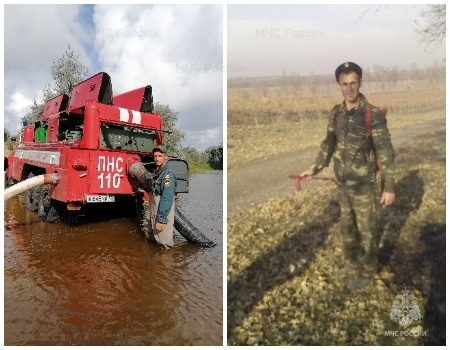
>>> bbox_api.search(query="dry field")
[228,80,445,125]
[227,82,446,345]
[227,129,445,345]
[227,88,445,169]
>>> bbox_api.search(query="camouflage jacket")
[310,93,396,192]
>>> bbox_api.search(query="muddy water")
[4,171,223,346]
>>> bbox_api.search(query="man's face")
[337,72,361,105]
[154,151,168,167]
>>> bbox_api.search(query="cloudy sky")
[2,4,446,147]
[228,4,446,78]
[4,4,223,151]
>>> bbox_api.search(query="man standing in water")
[149,145,177,248]
[300,62,396,290]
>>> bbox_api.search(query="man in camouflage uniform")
[300,62,396,290]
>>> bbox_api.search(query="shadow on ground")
[378,170,445,345]
[379,170,424,266]
[227,199,340,341]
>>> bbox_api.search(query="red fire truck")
[5,72,189,224]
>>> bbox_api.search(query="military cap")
[152,145,168,154]
[335,62,362,81]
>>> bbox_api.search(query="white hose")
[4,173,59,201]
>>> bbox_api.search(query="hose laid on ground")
[4,173,59,201]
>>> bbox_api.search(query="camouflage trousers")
[338,182,383,276]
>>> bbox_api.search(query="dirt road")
[228,117,445,216]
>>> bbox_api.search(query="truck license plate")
[85,195,115,203]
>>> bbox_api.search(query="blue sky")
[4,4,223,151]
[228,4,445,77]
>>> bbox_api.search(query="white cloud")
[4,4,91,133]
[5,92,34,133]
[4,5,90,88]
[93,4,223,150]
[4,4,223,150]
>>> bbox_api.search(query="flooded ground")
[4,171,223,346]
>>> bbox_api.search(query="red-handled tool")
[289,174,337,191]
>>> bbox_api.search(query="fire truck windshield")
[100,122,156,152]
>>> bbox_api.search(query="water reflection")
[4,171,222,346]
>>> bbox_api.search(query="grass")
[189,161,216,174]
[228,83,445,125]
[227,130,445,346]
[227,108,444,170]
[227,84,445,170]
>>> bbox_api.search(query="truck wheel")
[25,172,39,212]
[38,184,61,223]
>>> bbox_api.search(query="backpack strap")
[365,103,373,136]
[365,103,386,171]
[332,104,340,124]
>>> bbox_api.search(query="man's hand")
[155,222,166,231]
[299,169,314,181]
[380,192,395,208]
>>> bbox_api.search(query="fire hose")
[289,174,337,191]
[127,158,216,248]
[4,173,59,201]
